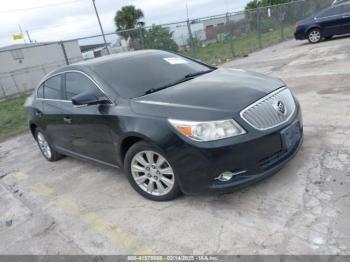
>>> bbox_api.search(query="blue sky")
[0,0,249,47]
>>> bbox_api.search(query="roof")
[0,40,78,52]
[80,43,110,53]
[332,0,350,5]
[0,42,54,52]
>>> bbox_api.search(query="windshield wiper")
[144,69,215,95]
[184,69,215,78]
[144,76,195,95]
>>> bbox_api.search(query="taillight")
[295,22,300,29]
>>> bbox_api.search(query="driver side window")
[65,72,101,100]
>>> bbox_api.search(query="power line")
[0,0,85,14]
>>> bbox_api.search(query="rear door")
[342,3,350,33]
[61,72,118,165]
[317,4,350,36]
[39,74,69,149]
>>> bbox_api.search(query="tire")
[124,141,181,201]
[308,28,322,44]
[35,129,64,162]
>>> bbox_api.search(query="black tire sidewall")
[124,141,181,201]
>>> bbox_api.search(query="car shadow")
[296,33,350,47]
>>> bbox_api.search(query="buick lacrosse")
[24,50,303,201]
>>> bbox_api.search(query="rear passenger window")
[44,75,62,100]
[37,84,44,98]
[320,6,345,17]
[65,72,99,100]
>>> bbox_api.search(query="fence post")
[138,26,145,49]
[42,65,47,74]
[10,73,20,93]
[60,41,69,65]
[256,6,262,49]
[0,79,6,98]
[187,19,196,58]
[279,5,285,42]
[226,12,235,59]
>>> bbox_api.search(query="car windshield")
[90,51,214,98]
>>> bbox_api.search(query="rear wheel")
[124,141,181,201]
[35,129,63,162]
[308,28,322,44]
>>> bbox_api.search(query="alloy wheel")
[37,132,52,159]
[131,150,175,196]
[309,30,321,43]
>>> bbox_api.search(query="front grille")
[240,87,296,130]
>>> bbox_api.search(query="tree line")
[114,0,333,52]
[114,5,178,52]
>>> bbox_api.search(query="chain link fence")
[0,0,334,100]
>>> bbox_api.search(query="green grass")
[182,25,295,65]
[0,94,29,141]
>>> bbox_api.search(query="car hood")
[131,68,285,120]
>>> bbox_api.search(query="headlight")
[168,119,246,141]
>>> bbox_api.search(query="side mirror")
[71,90,110,106]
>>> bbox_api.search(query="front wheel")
[124,141,181,201]
[308,28,322,44]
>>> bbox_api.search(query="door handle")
[63,116,72,124]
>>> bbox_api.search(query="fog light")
[215,170,247,182]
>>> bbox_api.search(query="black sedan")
[295,1,350,43]
[24,50,303,201]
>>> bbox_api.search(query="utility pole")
[92,0,110,55]
[18,24,26,45]
[26,30,33,43]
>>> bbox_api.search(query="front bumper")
[167,107,303,195]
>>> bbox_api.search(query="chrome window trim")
[35,70,114,104]
[239,87,296,131]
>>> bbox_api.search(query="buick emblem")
[273,100,286,115]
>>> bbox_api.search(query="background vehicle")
[333,0,350,5]
[295,2,350,43]
[24,50,303,201]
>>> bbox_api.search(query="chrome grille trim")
[240,87,296,131]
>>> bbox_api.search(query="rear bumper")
[294,31,306,40]
[168,107,303,195]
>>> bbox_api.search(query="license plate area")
[280,121,301,151]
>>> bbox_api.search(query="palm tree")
[114,5,144,49]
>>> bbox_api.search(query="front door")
[62,72,118,165]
